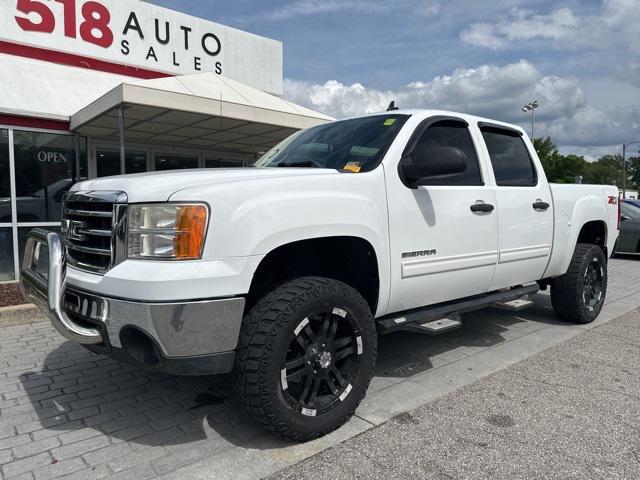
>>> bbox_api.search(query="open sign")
[35,150,68,164]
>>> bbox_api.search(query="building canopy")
[71,72,332,155]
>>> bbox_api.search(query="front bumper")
[20,229,246,375]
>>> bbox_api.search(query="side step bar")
[377,284,539,335]
[402,313,462,336]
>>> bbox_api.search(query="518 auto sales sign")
[0,0,283,94]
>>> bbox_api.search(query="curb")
[0,304,46,327]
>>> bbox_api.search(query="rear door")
[386,117,498,313]
[478,125,553,289]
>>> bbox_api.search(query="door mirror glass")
[402,145,468,186]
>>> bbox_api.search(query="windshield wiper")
[276,160,320,168]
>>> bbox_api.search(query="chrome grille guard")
[20,229,104,345]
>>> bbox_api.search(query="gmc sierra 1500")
[21,110,619,440]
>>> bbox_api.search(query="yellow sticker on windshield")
[384,118,396,126]
[344,162,362,173]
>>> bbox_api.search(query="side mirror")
[401,145,467,187]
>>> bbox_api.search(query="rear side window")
[481,126,537,187]
[412,120,483,186]
[622,203,640,220]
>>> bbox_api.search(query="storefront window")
[97,150,147,177]
[13,131,85,223]
[0,229,14,281]
[155,153,198,171]
[205,157,244,168]
[0,130,10,223]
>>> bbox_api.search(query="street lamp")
[521,100,539,139]
[622,141,640,199]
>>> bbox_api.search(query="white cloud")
[460,7,579,50]
[284,60,640,152]
[460,0,640,55]
[250,0,440,21]
[285,60,584,121]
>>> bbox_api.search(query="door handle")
[532,201,550,211]
[470,203,495,213]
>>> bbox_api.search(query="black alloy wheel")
[582,257,604,312]
[551,243,607,324]
[233,277,377,441]
[281,307,363,417]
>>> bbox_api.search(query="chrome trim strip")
[112,204,128,268]
[20,229,103,345]
[64,190,128,204]
[67,244,111,256]
[64,209,113,218]
[77,228,111,237]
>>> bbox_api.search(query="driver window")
[413,120,483,186]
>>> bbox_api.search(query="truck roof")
[352,109,528,137]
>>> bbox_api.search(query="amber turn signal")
[174,205,208,259]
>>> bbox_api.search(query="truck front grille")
[61,191,128,275]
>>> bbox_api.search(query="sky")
[150,0,640,160]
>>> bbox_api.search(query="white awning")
[71,72,332,154]
[0,53,128,122]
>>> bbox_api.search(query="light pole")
[622,141,640,199]
[521,100,539,139]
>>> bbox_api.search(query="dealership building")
[0,0,330,282]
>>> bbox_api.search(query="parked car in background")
[615,200,640,254]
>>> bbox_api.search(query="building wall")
[0,0,283,95]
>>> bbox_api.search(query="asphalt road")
[269,308,640,480]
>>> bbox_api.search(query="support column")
[118,106,126,175]
[622,144,626,199]
[74,134,81,182]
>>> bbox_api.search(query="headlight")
[128,204,208,260]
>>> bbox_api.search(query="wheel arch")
[576,220,608,255]
[247,236,381,315]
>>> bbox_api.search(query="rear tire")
[233,277,377,441]
[550,243,607,324]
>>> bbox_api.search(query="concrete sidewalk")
[0,257,638,479]
[271,308,640,480]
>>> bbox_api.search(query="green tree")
[627,155,640,190]
[583,155,622,187]
[533,137,562,182]
[533,137,587,183]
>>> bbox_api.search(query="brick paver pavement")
[0,257,638,479]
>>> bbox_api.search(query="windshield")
[255,114,410,172]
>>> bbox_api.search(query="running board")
[401,313,462,336]
[493,297,534,312]
[378,284,539,335]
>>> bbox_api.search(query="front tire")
[233,277,377,441]
[550,243,607,324]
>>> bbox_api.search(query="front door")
[478,125,554,290]
[386,117,499,314]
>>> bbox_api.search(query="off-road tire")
[233,277,377,441]
[550,243,607,324]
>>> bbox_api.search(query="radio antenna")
[386,101,399,111]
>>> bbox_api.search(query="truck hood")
[71,168,338,202]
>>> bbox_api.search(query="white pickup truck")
[21,110,620,441]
